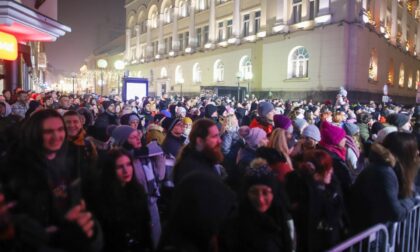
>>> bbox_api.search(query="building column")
[402,0,407,45]
[146,19,153,57]
[232,0,241,38]
[4,59,19,91]
[188,0,197,48]
[208,0,216,43]
[273,0,288,32]
[172,7,180,51]
[125,28,131,61]
[390,0,398,45]
[135,25,140,59]
[158,13,165,54]
[302,0,309,20]
[379,0,386,24]
[374,0,381,27]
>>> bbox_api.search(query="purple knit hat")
[273,114,292,130]
[320,121,346,146]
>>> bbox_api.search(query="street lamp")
[236,72,241,102]
[97,59,108,96]
[71,72,77,94]
[114,60,125,96]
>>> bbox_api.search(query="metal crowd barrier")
[327,204,420,252]
[389,204,420,252]
[327,224,389,252]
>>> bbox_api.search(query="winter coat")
[250,117,273,135]
[349,143,415,233]
[221,130,241,156]
[1,142,103,252]
[285,170,348,252]
[146,124,166,145]
[93,112,119,141]
[173,145,222,185]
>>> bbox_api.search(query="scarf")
[319,142,347,161]
[345,135,360,159]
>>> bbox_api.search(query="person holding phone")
[1,109,103,251]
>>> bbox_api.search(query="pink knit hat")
[320,121,346,146]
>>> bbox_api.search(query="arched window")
[175,65,184,84]
[150,12,158,28]
[214,60,224,82]
[417,70,420,89]
[288,46,309,78]
[399,63,405,87]
[408,74,413,89]
[196,0,207,10]
[368,48,378,81]
[388,59,394,85]
[239,55,253,80]
[163,7,171,23]
[179,1,189,17]
[161,67,168,78]
[193,63,202,83]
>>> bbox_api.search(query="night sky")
[45,0,125,73]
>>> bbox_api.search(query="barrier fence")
[327,204,420,252]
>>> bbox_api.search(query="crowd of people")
[0,87,420,252]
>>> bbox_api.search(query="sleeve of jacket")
[221,132,233,155]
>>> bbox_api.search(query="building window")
[150,12,158,28]
[292,0,303,24]
[239,55,252,80]
[416,70,419,89]
[193,63,202,83]
[204,25,209,44]
[179,1,189,18]
[218,21,224,42]
[197,28,202,48]
[175,65,184,84]
[214,60,224,82]
[179,33,184,50]
[388,59,394,85]
[399,64,405,87]
[141,21,147,33]
[216,0,228,5]
[254,11,261,34]
[226,19,233,38]
[161,67,168,78]
[288,46,309,78]
[309,0,319,20]
[185,32,189,48]
[369,48,378,81]
[408,74,413,89]
[163,7,172,23]
[168,37,172,51]
[196,0,207,11]
[243,14,250,37]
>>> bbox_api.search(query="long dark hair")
[383,132,420,198]
[18,109,67,161]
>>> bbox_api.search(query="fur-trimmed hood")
[369,143,396,167]
[147,123,164,132]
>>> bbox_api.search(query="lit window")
[214,60,224,82]
[163,7,171,23]
[388,59,394,85]
[196,0,207,11]
[243,14,250,37]
[175,65,184,84]
[288,46,309,78]
[369,49,378,81]
[161,67,168,78]
[239,56,252,80]
[408,75,413,89]
[179,1,189,17]
[417,70,420,89]
[150,12,158,28]
[254,11,261,34]
[193,63,202,83]
[292,0,303,24]
[399,64,405,87]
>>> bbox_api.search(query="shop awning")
[0,0,71,42]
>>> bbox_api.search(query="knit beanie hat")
[160,109,172,118]
[162,117,181,132]
[112,125,136,146]
[204,104,218,118]
[343,122,360,136]
[243,158,277,191]
[320,121,346,146]
[294,118,308,132]
[387,113,409,129]
[274,114,292,130]
[257,102,274,118]
[375,126,398,144]
[242,127,267,148]
[129,114,140,123]
[183,117,193,125]
[302,125,321,142]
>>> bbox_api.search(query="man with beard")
[173,119,224,185]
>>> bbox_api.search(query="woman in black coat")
[95,148,152,252]
[221,158,293,252]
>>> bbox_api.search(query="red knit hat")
[320,121,346,146]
